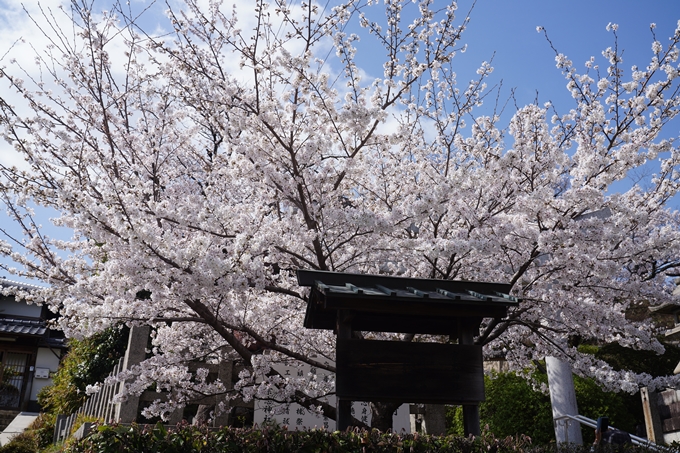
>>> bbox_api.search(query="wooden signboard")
[296,269,519,435]
[336,339,484,404]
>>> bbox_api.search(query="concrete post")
[114,325,150,423]
[546,356,583,445]
[167,407,184,425]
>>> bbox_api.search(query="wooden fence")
[53,357,124,443]
[53,326,241,444]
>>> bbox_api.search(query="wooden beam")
[463,405,481,436]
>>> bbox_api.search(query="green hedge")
[64,423,667,453]
[64,423,540,453]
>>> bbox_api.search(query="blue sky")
[410,0,680,115]
[1,0,680,282]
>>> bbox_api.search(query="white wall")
[30,347,61,401]
[0,298,42,318]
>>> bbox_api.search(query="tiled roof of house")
[0,278,65,347]
[0,318,48,336]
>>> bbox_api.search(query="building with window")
[0,278,65,413]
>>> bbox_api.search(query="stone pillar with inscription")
[114,325,150,424]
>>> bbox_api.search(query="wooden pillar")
[641,387,664,444]
[20,353,37,411]
[336,310,352,431]
[337,399,352,431]
[459,322,480,436]
[462,405,480,436]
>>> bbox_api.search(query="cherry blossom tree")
[2,0,680,429]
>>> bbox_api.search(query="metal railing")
[554,414,664,451]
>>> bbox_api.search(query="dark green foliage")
[0,413,56,452]
[573,375,639,444]
[29,413,57,450]
[65,423,538,453]
[446,373,554,443]
[594,341,680,378]
[574,341,671,442]
[478,373,555,445]
[0,432,38,453]
[37,325,129,415]
[448,371,643,445]
[69,325,130,393]
[22,325,131,452]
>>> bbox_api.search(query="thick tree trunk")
[423,404,447,435]
[369,401,402,432]
[193,404,213,425]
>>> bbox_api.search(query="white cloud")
[1,1,73,170]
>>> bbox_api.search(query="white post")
[546,356,583,445]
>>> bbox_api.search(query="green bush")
[0,412,63,453]
[479,372,554,445]
[28,413,57,451]
[594,341,680,378]
[448,370,642,445]
[37,325,129,415]
[0,432,38,453]
[446,373,554,443]
[573,375,639,444]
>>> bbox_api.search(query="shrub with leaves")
[65,423,538,453]
[594,341,680,379]
[64,422,670,453]
[0,431,38,453]
[38,325,129,415]
[448,370,642,445]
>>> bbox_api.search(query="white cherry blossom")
[1,0,680,427]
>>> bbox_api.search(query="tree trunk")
[193,404,213,425]
[423,404,447,435]
[369,401,402,432]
